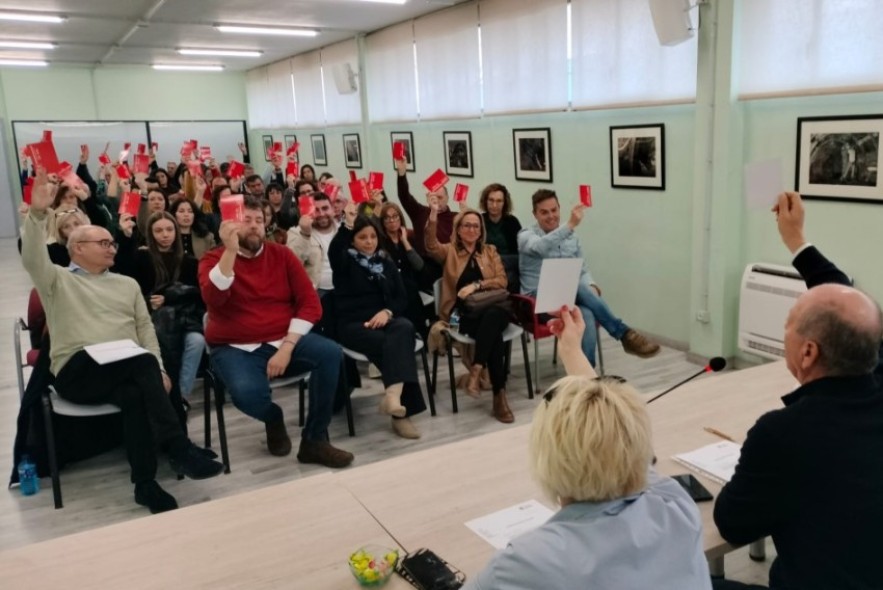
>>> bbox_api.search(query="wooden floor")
[0,236,773,585]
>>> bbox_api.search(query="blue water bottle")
[18,454,39,496]
[449,309,460,334]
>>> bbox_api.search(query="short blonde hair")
[529,375,653,503]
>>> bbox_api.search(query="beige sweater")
[21,210,164,375]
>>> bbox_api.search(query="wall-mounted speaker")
[331,62,358,95]
[648,0,695,46]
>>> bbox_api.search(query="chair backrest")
[27,288,46,350]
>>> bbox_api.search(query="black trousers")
[54,351,187,484]
[339,317,427,417]
[711,580,768,590]
[462,305,509,393]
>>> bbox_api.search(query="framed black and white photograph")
[390,131,415,172]
[284,134,298,157]
[311,134,327,166]
[513,128,552,182]
[343,133,362,169]
[609,124,665,190]
[796,115,883,204]
[262,135,274,162]
[443,131,473,177]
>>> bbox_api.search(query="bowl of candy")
[348,544,399,587]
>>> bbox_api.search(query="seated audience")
[395,157,456,258]
[426,203,515,423]
[711,191,883,590]
[479,183,522,291]
[518,189,659,365]
[170,198,216,259]
[317,172,334,192]
[21,168,223,514]
[464,307,710,590]
[300,164,317,184]
[244,174,265,199]
[287,192,338,293]
[329,210,427,439]
[378,202,428,339]
[47,209,89,267]
[198,195,353,467]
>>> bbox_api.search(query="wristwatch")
[383,308,394,318]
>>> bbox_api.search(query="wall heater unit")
[738,263,807,360]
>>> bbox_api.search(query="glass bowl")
[348,544,399,587]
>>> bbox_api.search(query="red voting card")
[349,179,370,204]
[26,141,61,174]
[423,169,449,193]
[118,192,141,218]
[227,160,245,179]
[41,130,52,142]
[116,163,131,180]
[579,184,592,207]
[453,183,469,203]
[80,144,88,153]
[348,170,357,183]
[133,154,151,175]
[368,172,384,191]
[323,183,340,200]
[186,159,204,178]
[181,142,195,160]
[98,152,112,166]
[298,195,316,218]
[199,146,212,162]
[188,140,198,150]
[58,161,83,188]
[286,160,299,178]
[137,143,146,155]
[219,194,245,222]
[286,141,300,156]
[273,141,283,154]
[393,142,406,161]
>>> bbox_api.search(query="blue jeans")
[574,283,629,366]
[209,333,342,441]
[178,331,205,399]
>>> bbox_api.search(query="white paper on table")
[534,258,583,314]
[84,339,150,365]
[465,499,555,549]
[744,158,783,211]
[672,440,742,485]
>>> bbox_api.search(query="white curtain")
[479,0,568,114]
[414,3,481,119]
[267,59,296,127]
[245,67,272,129]
[291,51,326,127]
[740,0,883,95]
[366,21,419,122]
[321,38,362,125]
[571,0,697,107]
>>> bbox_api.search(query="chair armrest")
[510,293,538,331]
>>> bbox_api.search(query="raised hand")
[394,158,406,176]
[771,191,806,254]
[219,220,241,252]
[119,213,135,238]
[567,203,585,230]
[30,168,58,213]
[79,144,89,164]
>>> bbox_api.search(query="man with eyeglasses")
[20,168,224,515]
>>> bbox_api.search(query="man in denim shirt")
[518,189,659,364]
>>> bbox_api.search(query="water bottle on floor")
[449,309,460,334]
[18,454,39,496]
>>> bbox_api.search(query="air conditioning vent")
[738,263,807,361]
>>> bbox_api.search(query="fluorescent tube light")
[152,64,225,72]
[215,25,319,37]
[0,41,56,49]
[0,59,49,67]
[178,49,262,57]
[359,0,408,4]
[0,12,66,24]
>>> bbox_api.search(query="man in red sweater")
[199,196,353,468]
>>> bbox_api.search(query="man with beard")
[286,192,338,295]
[198,195,353,468]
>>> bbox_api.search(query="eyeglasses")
[78,239,118,250]
[383,214,401,222]
[298,188,313,195]
[55,208,80,217]
[542,375,627,404]
[460,223,481,230]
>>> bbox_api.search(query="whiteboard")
[12,121,149,176]
[147,121,248,169]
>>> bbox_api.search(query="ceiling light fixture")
[0,59,49,67]
[153,64,225,72]
[0,12,66,24]
[215,25,319,37]
[358,0,408,4]
[0,41,56,49]
[178,49,262,57]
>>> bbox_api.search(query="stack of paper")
[672,441,742,484]
[84,339,150,365]
[465,500,555,549]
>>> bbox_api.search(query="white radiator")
[738,263,807,360]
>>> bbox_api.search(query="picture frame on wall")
[443,131,473,177]
[284,134,298,157]
[513,128,552,182]
[795,114,883,204]
[390,131,415,172]
[343,134,362,169]
[311,134,327,166]
[262,135,274,162]
[609,124,665,190]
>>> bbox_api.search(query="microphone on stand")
[646,357,727,405]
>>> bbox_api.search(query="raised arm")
[549,306,597,379]
[395,158,426,223]
[20,168,61,294]
[424,201,450,263]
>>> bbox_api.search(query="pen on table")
[703,427,737,443]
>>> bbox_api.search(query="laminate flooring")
[0,237,773,585]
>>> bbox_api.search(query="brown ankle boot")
[466,364,482,398]
[379,383,406,417]
[621,329,661,358]
[265,418,292,456]
[492,390,515,423]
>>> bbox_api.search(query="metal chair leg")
[420,346,436,416]
[203,375,212,448]
[41,392,62,509]
[213,379,231,474]
[298,381,305,427]
[445,336,459,414]
[521,332,534,399]
[534,337,541,394]
[595,323,605,376]
[431,351,439,400]
[749,538,766,561]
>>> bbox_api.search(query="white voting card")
[534,258,583,314]
[465,499,555,549]
[85,339,150,365]
[744,158,783,211]
[672,440,742,485]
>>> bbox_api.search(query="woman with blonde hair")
[425,201,513,423]
[464,307,710,590]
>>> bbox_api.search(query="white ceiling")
[0,0,466,70]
